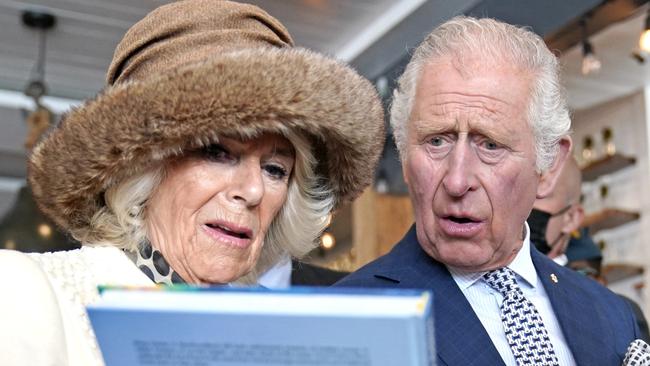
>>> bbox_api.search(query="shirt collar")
[257,254,292,288]
[448,222,538,290]
[508,221,538,288]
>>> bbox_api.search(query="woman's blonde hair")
[73,130,333,284]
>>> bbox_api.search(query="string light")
[580,19,601,75]
[581,40,601,75]
[640,10,650,53]
[4,239,16,250]
[320,232,336,250]
[37,223,52,238]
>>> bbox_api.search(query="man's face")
[403,57,547,272]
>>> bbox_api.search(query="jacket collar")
[374,226,505,366]
[531,247,614,365]
[374,225,616,365]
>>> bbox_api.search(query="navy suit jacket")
[335,225,641,366]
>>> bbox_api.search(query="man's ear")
[402,158,410,186]
[563,204,584,234]
[537,137,572,199]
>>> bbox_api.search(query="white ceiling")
[0,0,421,101]
[0,0,434,179]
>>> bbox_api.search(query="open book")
[87,286,434,366]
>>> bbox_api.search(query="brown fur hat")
[28,0,385,233]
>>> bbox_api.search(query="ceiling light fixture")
[580,19,601,75]
[21,9,57,149]
[22,10,56,102]
[639,9,650,53]
[582,40,601,75]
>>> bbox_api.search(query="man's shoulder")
[335,228,435,288]
[543,256,634,316]
[335,250,401,287]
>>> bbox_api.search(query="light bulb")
[581,53,601,75]
[38,223,52,238]
[640,29,650,53]
[321,232,335,250]
[4,239,16,250]
[581,40,601,75]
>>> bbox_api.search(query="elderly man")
[528,157,584,265]
[336,16,641,365]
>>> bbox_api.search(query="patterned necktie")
[483,267,560,366]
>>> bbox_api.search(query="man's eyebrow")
[411,119,518,145]
[475,116,527,142]
[411,120,453,136]
[467,124,514,143]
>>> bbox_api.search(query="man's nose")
[227,160,264,207]
[442,141,478,197]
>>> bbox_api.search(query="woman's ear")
[537,137,572,199]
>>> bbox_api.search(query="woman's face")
[146,133,295,284]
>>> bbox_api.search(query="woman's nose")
[227,161,264,207]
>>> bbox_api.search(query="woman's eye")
[264,164,289,180]
[202,144,233,162]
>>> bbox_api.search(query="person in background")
[566,230,650,344]
[258,254,349,288]
[529,155,650,344]
[0,1,385,365]
[565,228,604,278]
[528,156,584,266]
[336,16,642,365]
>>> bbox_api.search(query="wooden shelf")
[602,263,644,284]
[581,153,636,182]
[581,208,640,234]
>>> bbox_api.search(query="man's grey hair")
[73,130,332,285]
[390,16,571,172]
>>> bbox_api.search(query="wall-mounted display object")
[581,153,637,182]
[582,135,595,164]
[602,127,616,156]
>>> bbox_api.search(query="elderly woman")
[0,1,384,365]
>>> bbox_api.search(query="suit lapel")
[531,248,613,365]
[375,227,505,366]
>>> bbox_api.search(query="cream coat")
[0,247,153,366]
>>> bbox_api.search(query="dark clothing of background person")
[291,260,349,286]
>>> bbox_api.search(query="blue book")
[87,286,435,366]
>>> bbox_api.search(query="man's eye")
[429,136,445,146]
[482,140,500,150]
[264,164,288,180]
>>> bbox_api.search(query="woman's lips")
[202,221,253,248]
[438,216,484,238]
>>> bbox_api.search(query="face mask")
[528,206,571,255]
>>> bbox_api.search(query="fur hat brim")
[29,47,385,232]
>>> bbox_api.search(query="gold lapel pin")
[550,273,558,283]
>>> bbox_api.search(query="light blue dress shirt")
[448,222,577,366]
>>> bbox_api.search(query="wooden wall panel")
[352,188,414,268]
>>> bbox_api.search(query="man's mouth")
[444,215,480,224]
[439,214,484,237]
